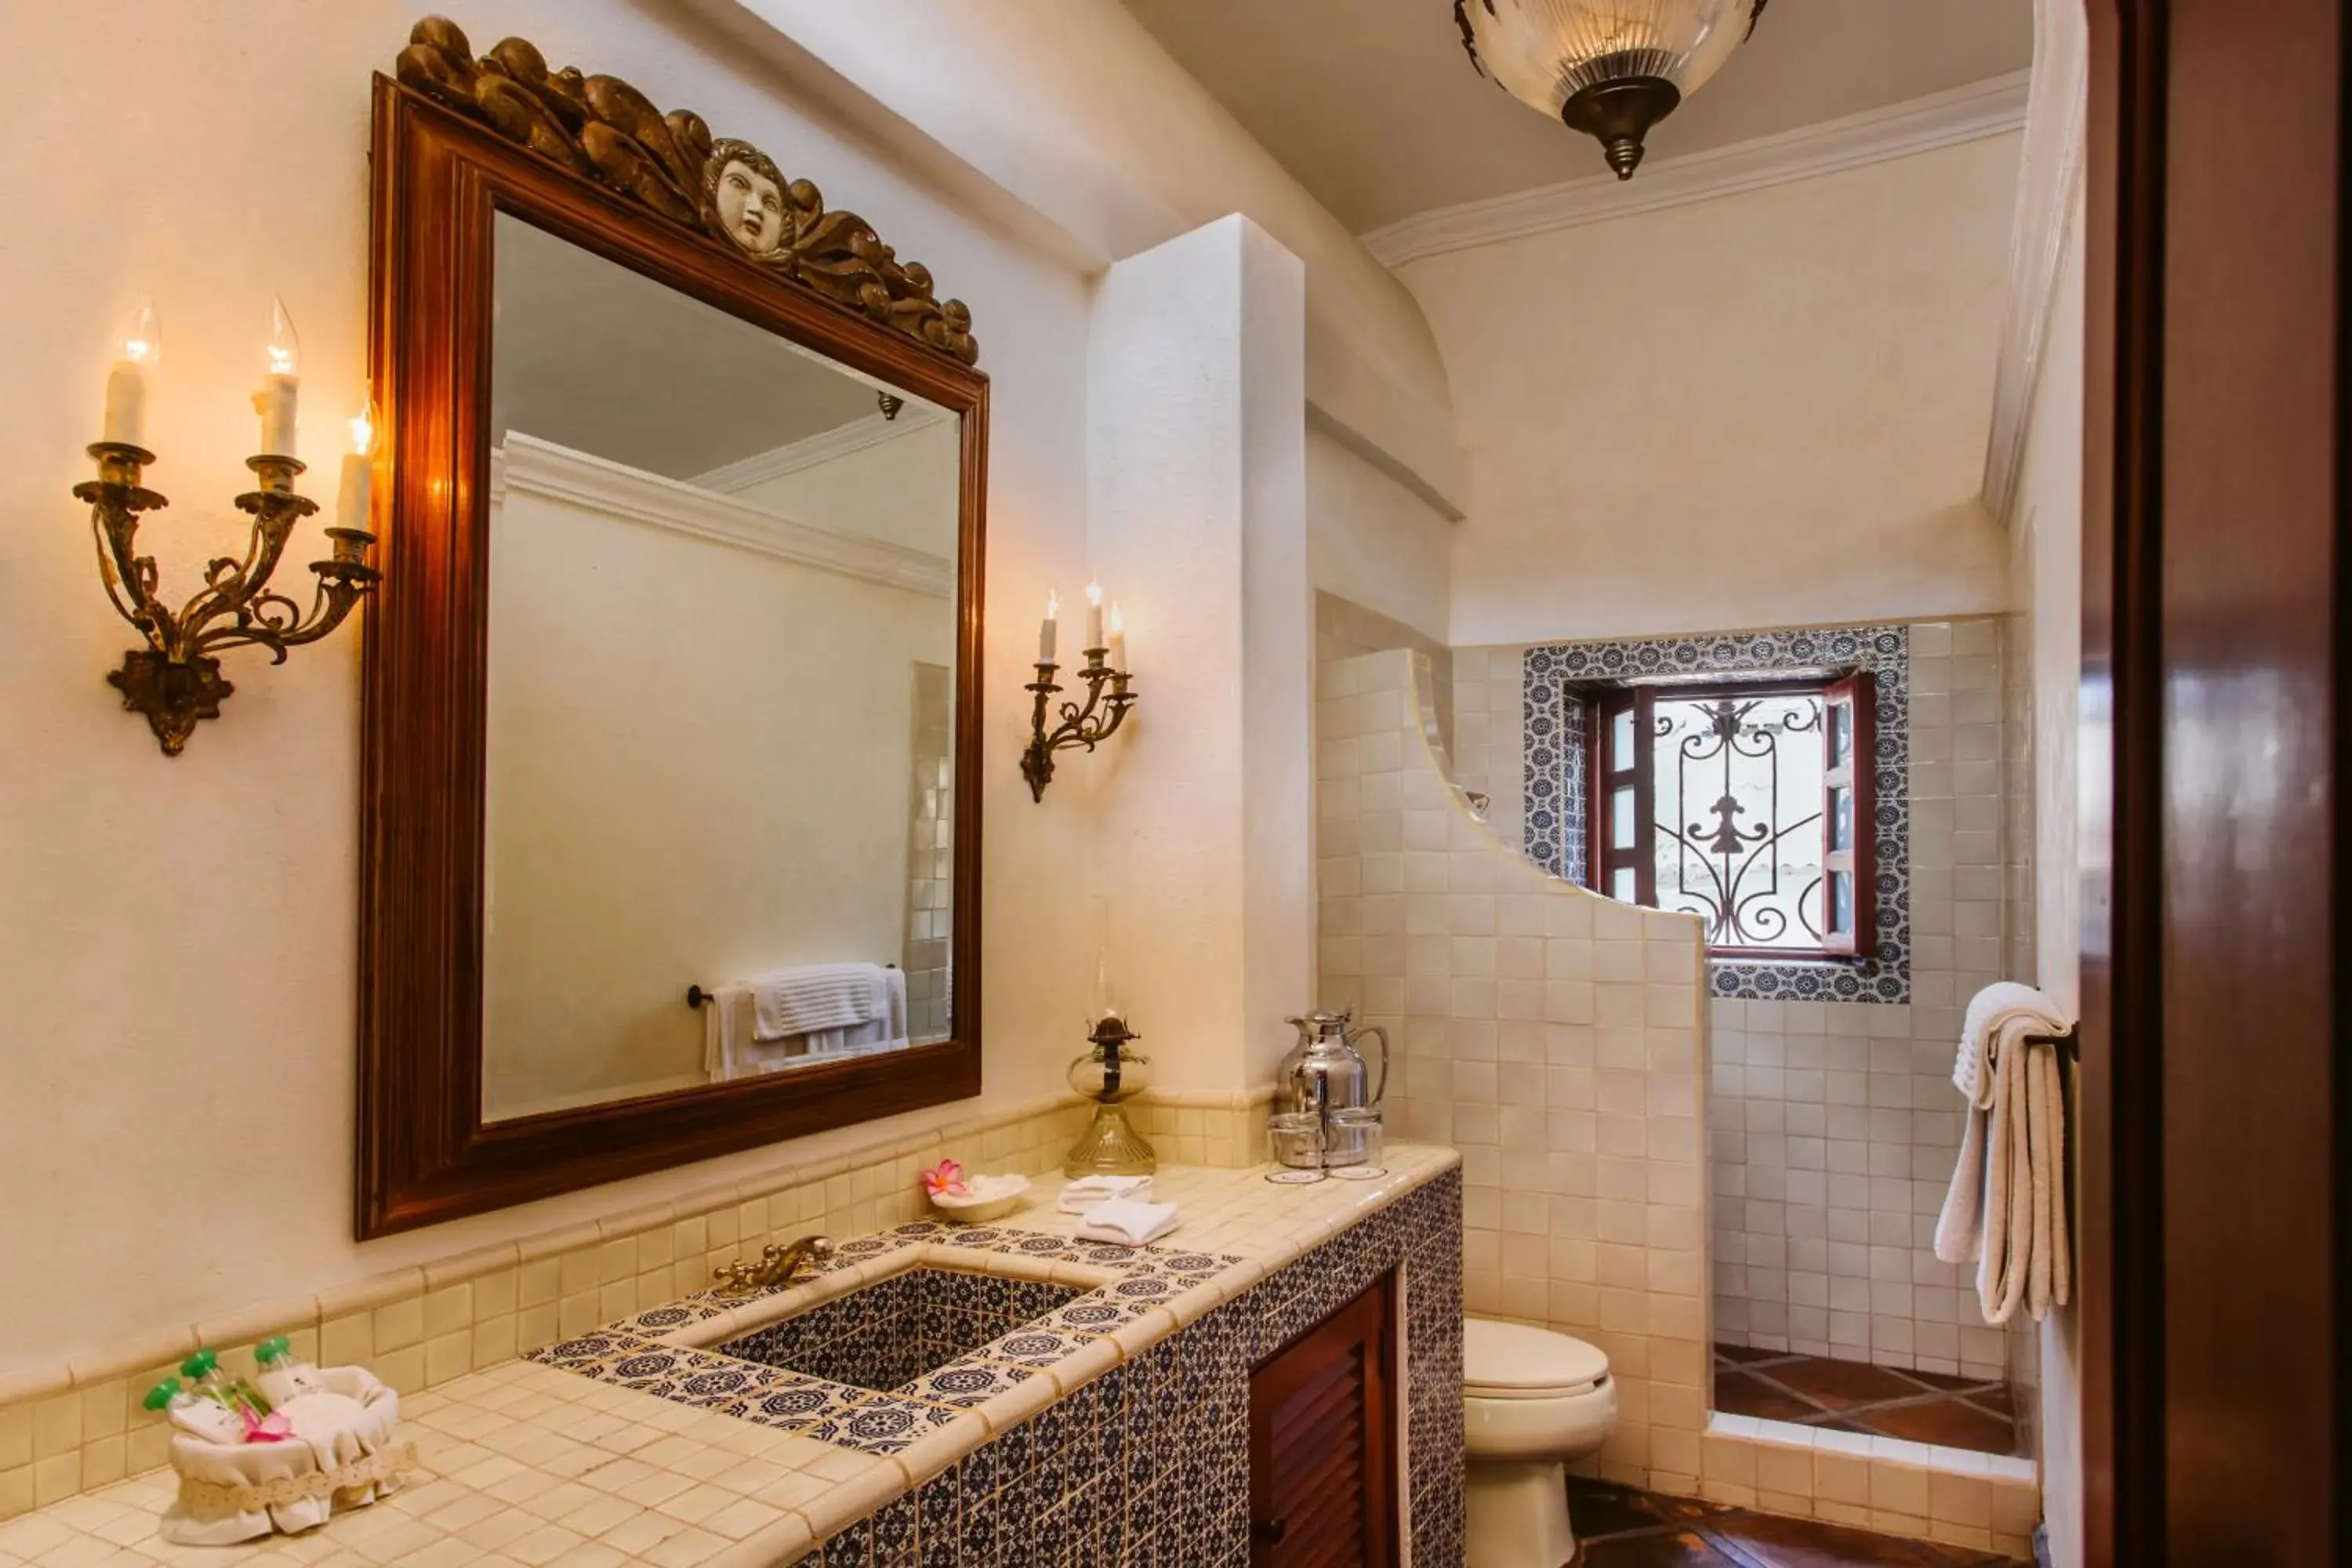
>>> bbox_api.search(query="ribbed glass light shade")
[1457,0,1763,177]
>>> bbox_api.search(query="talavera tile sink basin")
[715,1265,1083,1389]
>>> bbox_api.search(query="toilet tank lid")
[1462,1318,1610,1396]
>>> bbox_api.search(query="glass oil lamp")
[1062,1012,1157,1178]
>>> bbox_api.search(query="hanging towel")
[707,967,910,1081]
[752,962,892,1041]
[1935,982,2074,1324]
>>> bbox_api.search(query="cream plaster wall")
[1405,135,2024,648]
[686,0,1470,517]
[2009,194,2087,1568]
[1087,216,1315,1097]
[1305,427,1453,649]
[0,0,1104,1365]
[481,471,952,1118]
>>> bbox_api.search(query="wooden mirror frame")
[358,54,987,1239]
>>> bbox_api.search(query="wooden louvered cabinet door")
[1247,1272,1398,1568]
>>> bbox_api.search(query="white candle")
[336,404,376,531]
[1108,601,1127,674]
[101,299,158,448]
[1040,587,1059,664]
[256,297,300,456]
[1084,581,1104,652]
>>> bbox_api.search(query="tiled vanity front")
[0,1152,1462,1566]
[537,1163,1465,1566]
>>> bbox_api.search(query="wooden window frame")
[1582,671,1876,962]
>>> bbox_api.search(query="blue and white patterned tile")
[896,1359,1041,1409]
[1520,623,1913,1004]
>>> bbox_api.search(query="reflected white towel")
[1935,982,2073,1324]
[706,969,910,1082]
[1058,1174,1155,1213]
[1074,1198,1179,1247]
[752,962,891,1042]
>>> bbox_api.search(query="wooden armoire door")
[1247,1273,1398,1568]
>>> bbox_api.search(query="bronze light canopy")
[1455,0,1770,180]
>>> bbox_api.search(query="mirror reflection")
[482,213,960,1123]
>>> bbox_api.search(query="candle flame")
[266,296,300,377]
[349,403,376,456]
[1085,581,1102,607]
[1045,586,1059,619]
[119,298,160,365]
[1109,601,1124,636]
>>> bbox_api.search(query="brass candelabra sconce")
[1022,583,1138,800]
[76,299,383,754]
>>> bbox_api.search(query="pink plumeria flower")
[922,1159,971,1198]
[240,1407,293,1444]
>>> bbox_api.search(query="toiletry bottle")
[143,1378,245,1444]
[253,1334,325,1404]
[181,1348,271,1419]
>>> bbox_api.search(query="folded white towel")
[1074,1198,1179,1247]
[1935,982,2073,1324]
[1058,1174,1155,1213]
[706,969,910,1082]
[752,963,891,1042]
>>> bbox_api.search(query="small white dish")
[928,1172,1030,1223]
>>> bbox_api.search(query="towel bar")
[686,967,899,1011]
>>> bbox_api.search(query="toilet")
[1461,1316,1617,1568]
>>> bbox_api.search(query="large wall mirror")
[360,21,986,1236]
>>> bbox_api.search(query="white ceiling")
[1119,0,2037,236]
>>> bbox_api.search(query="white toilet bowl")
[1462,1317,1616,1568]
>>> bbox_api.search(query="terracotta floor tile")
[1965,1385,2017,1418]
[1702,1511,2005,1567]
[1713,1370,1824,1423]
[1579,1529,1748,1566]
[1892,1366,1984,1394]
[1569,1479,1737,1537]
[1857,1398,2018,1454]
[1758,1356,1926,1410]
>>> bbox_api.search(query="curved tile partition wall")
[1316,648,1711,1494]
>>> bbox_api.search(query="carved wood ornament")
[394,15,979,365]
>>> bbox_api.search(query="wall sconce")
[1022,582,1138,800]
[75,298,382,754]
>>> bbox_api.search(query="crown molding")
[1362,71,2032,268]
[492,432,953,598]
[1981,1,2089,526]
[686,405,952,495]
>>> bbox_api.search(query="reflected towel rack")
[687,967,898,1011]
[2023,1022,2079,1062]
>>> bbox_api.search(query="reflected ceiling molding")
[687,404,953,496]
[1360,70,2031,268]
[492,432,953,597]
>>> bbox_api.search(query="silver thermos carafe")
[1276,1011,1389,1167]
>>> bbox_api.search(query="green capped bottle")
[143,1377,243,1443]
[254,1334,325,1403]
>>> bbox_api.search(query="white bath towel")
[706,968,910,1082]
[1074,1198,1180,1247]
[1058,1174,1155,1212]
[752,962,893,1042]
[1935,982,2073,1324]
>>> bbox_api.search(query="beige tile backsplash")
[0,1088,1272,1521]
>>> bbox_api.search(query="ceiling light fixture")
[1454,0,1769,180]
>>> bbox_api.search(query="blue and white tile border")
[1520,625,1911,1004]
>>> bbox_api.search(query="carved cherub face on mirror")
[704,139,788,257]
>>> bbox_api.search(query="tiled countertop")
[0,1147,1459,1567]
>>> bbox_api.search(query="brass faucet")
[712,1235,835,1298]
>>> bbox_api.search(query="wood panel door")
[1248,1274,1399,1568]
[2083,0,2349,1560]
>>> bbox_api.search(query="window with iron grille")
[1584,673,1876,959]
